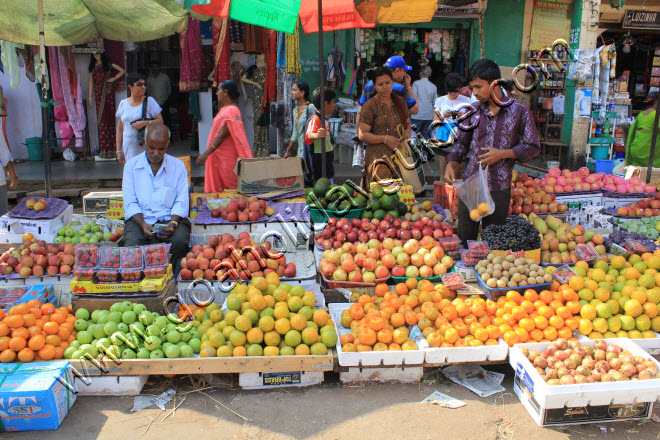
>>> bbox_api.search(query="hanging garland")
[609,0,625,10]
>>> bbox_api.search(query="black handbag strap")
[141,97,148,120]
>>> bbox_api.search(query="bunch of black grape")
[481,217,541,252]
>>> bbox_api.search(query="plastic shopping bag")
[453,163,494,221]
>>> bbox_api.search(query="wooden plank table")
[68,351,336,376]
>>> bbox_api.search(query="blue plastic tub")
[591,145,609,160]
[595,159,614,174]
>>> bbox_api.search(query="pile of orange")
[341,278,578,350]
[0,301,77,363]
[492,286,579,346]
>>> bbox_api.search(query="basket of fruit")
[97,270,118,283]
[307,179,367,223]
[473,253,552,299]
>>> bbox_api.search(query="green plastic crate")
[308,207,364,223]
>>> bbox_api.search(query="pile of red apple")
[319,236,455,283]
[179,232,296,281]
[509,171,567,215]
[616,193,660,216]
[0,240,77,277]
[541,167,657,194]
[314,216,455,250]
[210,196,275,222]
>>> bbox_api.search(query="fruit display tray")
[603,208,643,219]
[194,200,280,225]
[7,198,68,220]
[602,190,655,199]
[473,268,552,300]
[328,303,425,367]
[509,339,660,409]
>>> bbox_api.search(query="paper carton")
[234,158,304,193]
[82,191,123,215]
[0,361,77,432]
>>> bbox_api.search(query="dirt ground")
[10,365,660,440]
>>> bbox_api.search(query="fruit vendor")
[443,59,540,245]
[121,124,190,269]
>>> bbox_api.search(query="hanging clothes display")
[47,47,73,147]
[263,29,277,108]
[244,24,265,54]
[179,17,202,93]
[229,20,244,52]
[276,32,286,68]
[250,62,268,157]
[91,61,119,158]
[211,17,231,87]
[0,41,23,89]
[285,22,301,76]
[58,47,85,148]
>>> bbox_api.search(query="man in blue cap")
[359,56,419,115]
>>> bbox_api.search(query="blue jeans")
[411,119,433,140]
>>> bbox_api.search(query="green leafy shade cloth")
[0,0,190,45]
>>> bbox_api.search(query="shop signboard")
[434,1,486,19]
[530,1,572,51]
[623,10,660,30]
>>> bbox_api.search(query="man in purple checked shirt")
[444,59,541,245]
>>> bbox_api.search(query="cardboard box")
[0,361,77,432]
[106,199,124,220]
[234,158,304,193]
[0,205,73,235]
[70,265,172,295]
[82,191,123,215]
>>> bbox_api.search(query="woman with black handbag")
[115,73,163,165]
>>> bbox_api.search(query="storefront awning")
[0,0,191,46]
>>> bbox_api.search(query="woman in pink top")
[197,80,252,191]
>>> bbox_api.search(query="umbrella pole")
[647,94,660,184]
[318,0,326,179]
[38,0,52,198]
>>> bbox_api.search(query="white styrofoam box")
[0,205,73,235]
[340,366,423,383]
[509,339,660,409]
[74,375,148,396]
[251,221,312,250]
[602,195,647,211]
[329,303,425,367]
[576,332,660,356]
[239,371,324,389]
[0,231,58,244]
[555,193,602,214]
[423,338,509,365]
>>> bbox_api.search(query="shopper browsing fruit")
[304,88,337,182]
[443,59,540,245]
[121,124,190,269]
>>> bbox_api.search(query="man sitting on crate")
[443,59,540,246]
[121,123,190,270]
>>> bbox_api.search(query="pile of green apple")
[63,301,204,361]
[56,221,115,244]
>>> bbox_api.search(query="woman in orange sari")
[197,80,252,191]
